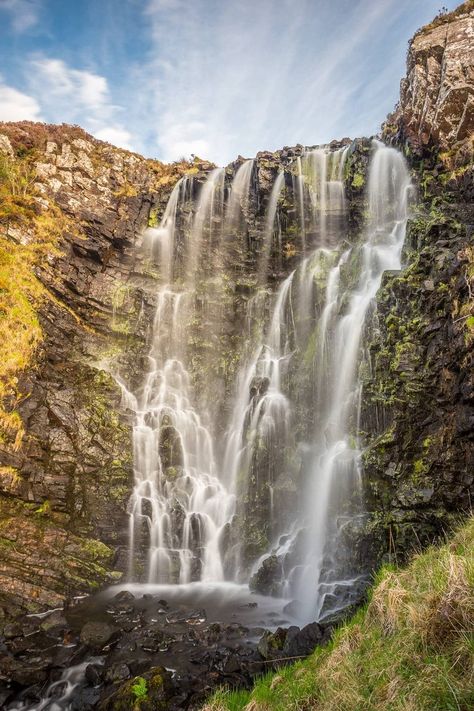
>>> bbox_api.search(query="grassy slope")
[205,518,474,711]
[0,151,73,449]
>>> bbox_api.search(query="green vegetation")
[204,517,474,711]
[0,151,80,449]
[413,0,473,39]
[34,499,51,516]
[131,677,148,701]
[351,172,365,188]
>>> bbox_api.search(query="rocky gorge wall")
[361,0,474,564]
[0,1,472,624]
[0,124,202,613]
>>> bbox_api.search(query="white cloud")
[137,0,446,164]
[26,57,137,151]
[31,58,112,121]
[0,82,42,121]
[0,0,41,32]
[94,126,134,151]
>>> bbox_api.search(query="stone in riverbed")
[249,554,282,595]
[104,662,131,683]
[257,621,331,661]
[39,609,69,633]
[85,663,104,686]
[0,655,48,686]
[80,621,116,648]
[113,590,135,602]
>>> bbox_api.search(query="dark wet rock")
[257,627,288,660]
[113,590,135,602]
[0,654,48,686]
[166,608,206,624]
[85,663,103,686]
[52,642,82,667]
[249,555,282,595]
[282,622,330,657]
[6,630,55,656]
[80,621,116,648]
[137,629,174,654]
[40,610,69,633]
[103,662,130,683]
[0,684,14,707]
[257,622,331,662]
[3,621,29,639]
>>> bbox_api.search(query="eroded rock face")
[0,124,192,614]
[384,2,474,166]
[364,3,474,566]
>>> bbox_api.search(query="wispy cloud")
[138,0,431,164]
[0,0,41,32]
[0,0,461,162]
[26,57,135,150]
[0,78,42,121]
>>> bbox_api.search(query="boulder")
[80,621,116,648]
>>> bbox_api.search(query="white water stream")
[120,140,410,624]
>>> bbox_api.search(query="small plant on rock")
[131,676,148,701]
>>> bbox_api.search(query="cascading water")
[259,171,285,282]
[124,171,235,585]
[243,141,411,623]
[120,139,410,627]
[226,159,254,233]
[295,140,411,622]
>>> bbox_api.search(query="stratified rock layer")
[0,124,196,612]
[384,1,474,167]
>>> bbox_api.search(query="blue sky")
[0,0,460,165]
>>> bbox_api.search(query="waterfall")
[259,171,285,282]
[120,140,410,627]
[224,141,410,623]
[294,156,306,254]
[124,169,234,585]
[293,140,411,622]
[225,159,254,232]
[144,177,188,281]
[188,167,225,278]
[225,146,349,580]
[299,144,349,246]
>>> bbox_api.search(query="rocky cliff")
[0,124,202,612]
[0,2,472,623]
[362,0,474,562]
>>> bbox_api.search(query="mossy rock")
[99,667,174,711]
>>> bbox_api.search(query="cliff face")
[385,1,474,169]
[0,124,197,611]
[364,1,474,561]
[0,3,472,620]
